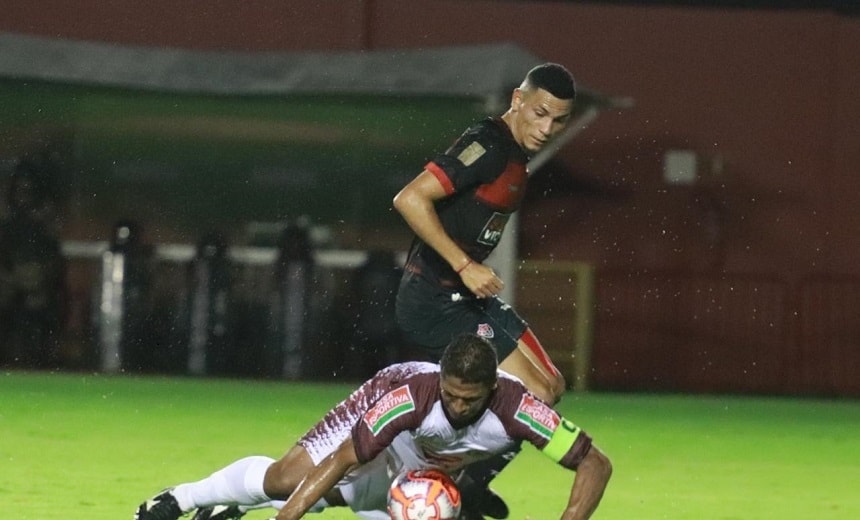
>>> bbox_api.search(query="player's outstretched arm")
[561,445,612,520]
[273,439,359,520]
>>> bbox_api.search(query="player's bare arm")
[560,445,612,520]
[393,170,503,298]
[273,439,360,520]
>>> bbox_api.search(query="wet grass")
[1,370,857,519]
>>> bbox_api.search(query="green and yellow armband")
[541,418,582,463]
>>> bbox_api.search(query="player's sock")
[172,455,275,511]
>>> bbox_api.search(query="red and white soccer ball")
[387,468,462,520]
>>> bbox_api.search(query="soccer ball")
[387,468,462,520]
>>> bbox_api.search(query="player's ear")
[511,89,523,111]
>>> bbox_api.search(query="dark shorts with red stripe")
[395,270,528,363]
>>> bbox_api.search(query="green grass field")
[2,370,857,520]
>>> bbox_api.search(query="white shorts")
[337,453,393,514]
[299,413,396,515]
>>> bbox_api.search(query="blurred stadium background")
[1,1,859,516]
[2,0,858,396]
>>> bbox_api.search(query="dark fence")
[2,237,404,382]
[6,244,859,397]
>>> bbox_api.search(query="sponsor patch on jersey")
[515,394,560,440]
[457,141,486,166]
[477,212,510,246]
[476,323,494,339]
[363,385,416,435]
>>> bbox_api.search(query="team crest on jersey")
[514,395,560,440]
[457,141,486,166]
[363,385,415,435]
[476,323,494,339]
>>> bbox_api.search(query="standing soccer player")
[393,62,578,517]
[134,334,611,520]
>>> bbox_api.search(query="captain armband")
[540,418,582,463]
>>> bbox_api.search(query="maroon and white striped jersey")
[299,361,592,477]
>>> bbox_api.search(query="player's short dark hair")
[523,62,577,101]
[440,333,498,387]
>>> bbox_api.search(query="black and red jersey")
[405,117,529,287]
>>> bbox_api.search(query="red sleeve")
[425,161,456,195]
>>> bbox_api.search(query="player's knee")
[531,377,563,405]
[263,449,307,498]
[549,373,566,404]
[263,461,292,499]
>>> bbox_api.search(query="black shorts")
[395,271,528,362]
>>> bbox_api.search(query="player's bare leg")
[264,445,349,508]
[188,434,353,519]
[263,446,315,498]
[498,328,565,404]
